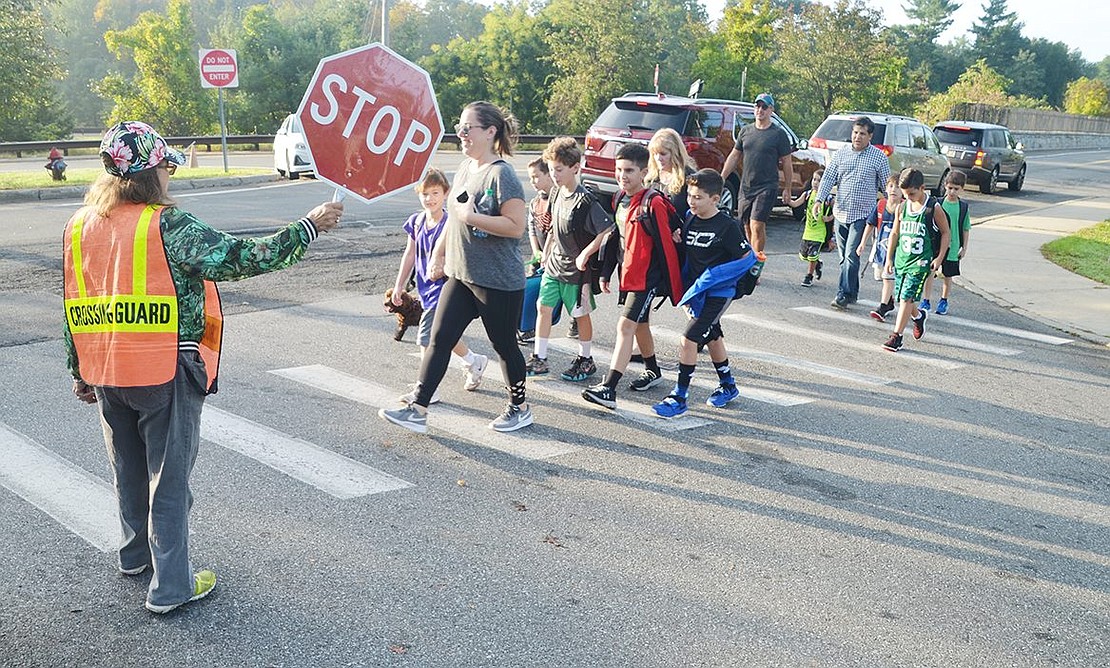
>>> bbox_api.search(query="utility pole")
[381,0,389,46]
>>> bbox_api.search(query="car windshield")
[593,100,689,133]
[933,127,982,146]
[813,118,887,145]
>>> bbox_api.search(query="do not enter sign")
[296,43,445,204]
[199,49,238,88]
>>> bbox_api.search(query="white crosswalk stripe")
[0,423,119,552]
[200,406,413,499]
[526,373,718,428]
[722,313,964,369]
[856,300,1074,345]
[269,364,581,460]
[792,306,1023,356]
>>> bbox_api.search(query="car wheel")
[981,167,999,194]
[933,170,949,197]
[287,152,300,180]
[1007,164,1025,192]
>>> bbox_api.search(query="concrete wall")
[1014,132,1110,152]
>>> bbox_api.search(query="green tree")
[420,37,489,127]
[915,59,1047,125]
[0,0,73,139]
[471,4,556,132]
[887,0,962,92]
[390,0,489,62]
[1064,77,1110,117]
[1025,38,1090,108]
[692,0,782,101]
[95,0,215,134]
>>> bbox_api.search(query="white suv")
[809,112,950,195]
[273,113,314,180]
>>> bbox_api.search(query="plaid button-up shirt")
[815,144,891,224]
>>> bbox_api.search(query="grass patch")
[1042,220,1110,285]
[0,166,272,190]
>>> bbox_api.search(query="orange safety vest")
[63,203,222,392]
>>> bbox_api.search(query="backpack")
[920,195,963,260]
[549,187,609,300]
[605,186,685,306]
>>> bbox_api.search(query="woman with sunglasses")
[62,121,342,613]
[380,101,532,434]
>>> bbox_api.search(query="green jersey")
[941,198,970,261]
[802,190,830,243]
[894,199,934,274]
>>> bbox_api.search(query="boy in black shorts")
[582,143,683,409]
[653,169,755,418]
[921,171,971,315]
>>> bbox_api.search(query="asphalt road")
[0,150,1107,667]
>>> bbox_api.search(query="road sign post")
[295,43,444,204]
[199,48,239,172]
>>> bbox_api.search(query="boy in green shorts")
[788,167,833,286]
[526,137,613,381]
[882,168,950,352]
[920,171,971,315]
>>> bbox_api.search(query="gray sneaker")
[379,405,427,433]
[489,403,533,432]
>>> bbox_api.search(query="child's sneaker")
[706,383,740,408]
[489,403,533,432]
[628,369,662,391]
[815,259,823,280]
[525,353,549,376]
[516,329,535,346]
[882,333,903,352]
[567,321,580,339]
[919,298,931,312]
[400,385,440,405]
[912,309,928,340]
[379,405,428,433]
[869,301,894,322]
[462,354,488,391]
[560,355,597,382]
[936,298,949,315]
[652,395,688,419]
[801,274,813,287]
[582,383,617,409]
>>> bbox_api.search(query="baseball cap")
[754,93,775,108]
[99,121,186,177]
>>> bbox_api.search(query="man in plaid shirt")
[815,116,891,310]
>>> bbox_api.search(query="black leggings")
[415,278,527,407]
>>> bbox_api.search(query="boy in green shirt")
[921,171,971,315]
[788,167,833,287]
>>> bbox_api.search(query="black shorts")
[684,296,731,344]
[619,288,657,324]
[738,188,776,225]
[941,259,960,277]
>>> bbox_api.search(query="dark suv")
[581,93,823,218]
[932,121,1026,194]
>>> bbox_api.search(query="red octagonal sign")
[296,43,444,204]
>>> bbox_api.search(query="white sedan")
[273,113,314,179]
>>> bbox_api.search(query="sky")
[702,0,1109,64]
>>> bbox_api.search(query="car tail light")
[684,141,699,155]
[974,149,985,166]
[809,137,827,149]
[874,144,894,157]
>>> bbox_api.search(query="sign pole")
[218,88,229,173]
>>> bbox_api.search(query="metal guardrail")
[0,134,581,158]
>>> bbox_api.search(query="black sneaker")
[517,329,535,346]
[882,333,903,352]
[629,369,662,391]
[629,353,644,365]
[582,383,616,409]
[802,274,813,287]
[567,321,579,339]
[912,309,928,340]
[869,301,893,322]
[560,355,597,382]
[815,260,823,280]
[830,295,848,311]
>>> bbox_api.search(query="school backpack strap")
[638,188,686,307]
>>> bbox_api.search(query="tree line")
[4,0,1110,142]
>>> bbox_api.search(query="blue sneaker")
[706,383,740,408]
[919,298,931,312]
[652,395,688,419]
[936,298,949,315]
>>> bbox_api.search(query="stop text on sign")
[308,73,434,167]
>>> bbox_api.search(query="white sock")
[534,338,549,359]
[579,340,591,358]
[454,351,477,367]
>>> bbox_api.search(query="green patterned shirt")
[64,206,319,380]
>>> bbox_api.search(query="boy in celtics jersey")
[881,168,951,352]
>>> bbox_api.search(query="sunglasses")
[454,123,487,137]
[160,162,177,176]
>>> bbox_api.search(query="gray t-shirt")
[542,185,614,283]
[444,158,527,291]
[735,123,792,195]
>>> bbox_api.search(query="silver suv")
[809,112,951,195]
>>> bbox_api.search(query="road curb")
[956,275,1110,348]
[0,173,280,204]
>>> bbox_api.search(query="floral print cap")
[99,121,186,177]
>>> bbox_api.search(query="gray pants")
[94,351,208,608]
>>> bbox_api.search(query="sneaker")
[706,383,740,408]
[145,570,216,614]
[869,301,894,322]
[830,295,848,311]
[400,385,440,405]
[560,355,597,382]
[567,321,580,339]
[882,333,903,352]
[652,395,688,419]
[629,369,662,391]
[919,298,931,312]
[120,564,149,576]
[912,309,928,340]
[582,383,617,409]
[815,260,823,280]
[379,405,428,433]
[489,403,533,432]
[936,298,949,315]
[525,353,549,376]
[802,274,813,287]
[629,353,644,365]
[517,330,535,346]
[463,354,488,391]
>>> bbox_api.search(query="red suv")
[581,93,823,218]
